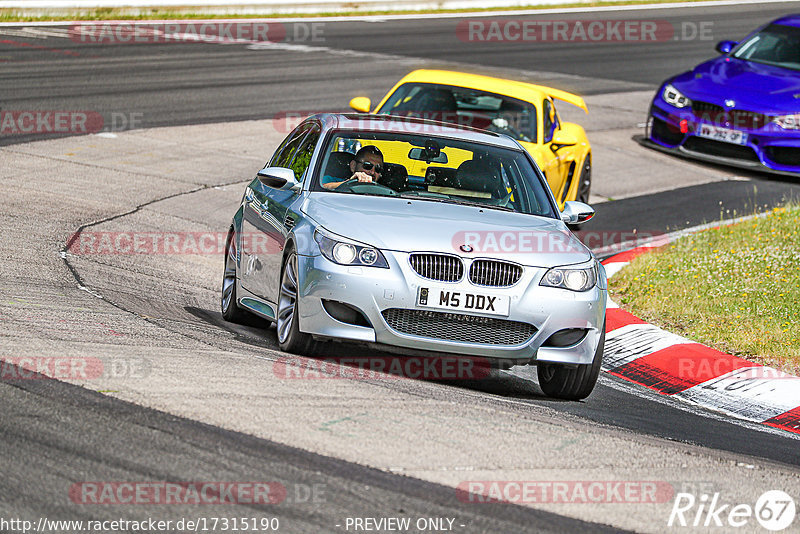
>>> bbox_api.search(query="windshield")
[313,130,557,218]
[375,83,537,143]
[733,23,800,70]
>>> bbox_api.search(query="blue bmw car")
[645,14,800,176]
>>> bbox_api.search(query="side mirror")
[349,97,371,113]
[550,131,578,152]
[715,40,738,54]
[257,166,301,192]
[561,201,594,225]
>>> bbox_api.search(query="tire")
[221,230,252,324]
[276,250,320,355]
[567,155,592,232]
[575,153,592,204]
[537,321,605,400]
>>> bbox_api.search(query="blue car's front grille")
[691,100,768,130]
[683,137,760,162]
[765,146,800,167]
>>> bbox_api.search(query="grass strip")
[610,205,800,374]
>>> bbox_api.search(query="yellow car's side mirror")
[349,97,371,113]
[550,131,578,152]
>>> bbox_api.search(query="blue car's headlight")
[540,262,598,292]
[773,113,800,130]
[314,228,389,268]
[662,84,691,109]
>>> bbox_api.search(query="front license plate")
[417,287,510,316]
[697,124,747,145]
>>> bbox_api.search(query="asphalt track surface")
[1,368,619,533]
[3,2,800,532]
[3,1,800,146]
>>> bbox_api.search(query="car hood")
[302,193,592,268]
[670,57,800,112]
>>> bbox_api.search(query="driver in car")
[322,145,384,190]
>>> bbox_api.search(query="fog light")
[544,328,588,347]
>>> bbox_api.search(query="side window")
[543,99,557,143]
[270,124,311,168]
[287,124,321,181]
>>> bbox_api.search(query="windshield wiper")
[445,198,514,211]
[399,193,513,212]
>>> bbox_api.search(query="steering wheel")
[489,191,514,208]
[336,177,398,196]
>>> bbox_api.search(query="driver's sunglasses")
[357,160,383,174]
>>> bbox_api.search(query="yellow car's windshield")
[376,83,537,142]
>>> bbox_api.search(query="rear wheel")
[575,153,592,204]
[567,155,592,231]
[537,322,605,400]
[276,250,320,355]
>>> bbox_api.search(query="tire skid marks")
[677,370,800,423]
[603,322,691,371]
[0,27,73,39]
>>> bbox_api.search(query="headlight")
[773,113,800,130]
[540,263,598,292]
[662,84,691,108]
[314,228,388,268]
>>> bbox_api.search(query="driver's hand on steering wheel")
[350,171,374,183]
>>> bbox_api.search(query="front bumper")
[646,100,800,177]
[295,251,606,366]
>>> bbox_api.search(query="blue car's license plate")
[697,124,747,145]
[417,287,510,316]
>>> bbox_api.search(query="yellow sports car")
[349,69,592,208]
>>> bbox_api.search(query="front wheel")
[276,251,320,355]
[221,230,251,324]
[537,322,605,400]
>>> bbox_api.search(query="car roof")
[314,113,525,151]
[771,14,800,28]
[393,69,588,112]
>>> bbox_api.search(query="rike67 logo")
[669,490,796,531]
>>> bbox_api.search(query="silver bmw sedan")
[221,113,606,400]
